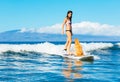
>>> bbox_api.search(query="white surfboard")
[61,38,94,61]
[62,54,94,61]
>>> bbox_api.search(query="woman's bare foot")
[64,48,67,51]
[67,51,74,56]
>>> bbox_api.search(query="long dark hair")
[66,10,73,21]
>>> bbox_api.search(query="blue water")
[0,41,120,82]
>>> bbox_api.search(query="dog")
[74,38,84,56]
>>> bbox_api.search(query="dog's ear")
[74,38,78,42]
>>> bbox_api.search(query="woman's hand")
[62,30,64,34]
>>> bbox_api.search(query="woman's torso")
[66,19,72,30]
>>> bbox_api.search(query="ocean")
[0,41,120,82]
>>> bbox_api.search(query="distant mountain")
[0,30,66,42]
[0,29,119,42]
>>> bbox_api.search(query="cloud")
[20,21,120,36]
[73,21,120,36]
[20,24,62,34]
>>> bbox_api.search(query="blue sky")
[0,0,120,33]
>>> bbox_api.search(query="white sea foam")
[81,42,113,52]
[116,43,120,47]
[0,42,113,60]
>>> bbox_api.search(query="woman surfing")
[62,10,73,55]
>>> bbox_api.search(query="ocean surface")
[0,41,120,82]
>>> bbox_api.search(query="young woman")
[62,10,73,55]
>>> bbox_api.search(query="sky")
[0,0,120,36]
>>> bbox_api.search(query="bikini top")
[66,20,72,25]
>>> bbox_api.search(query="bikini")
[66,20,72,32]
[64,20,72,51]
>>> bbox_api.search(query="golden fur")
[74,38,84,56]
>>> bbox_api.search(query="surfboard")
[62,54,94,61]
[62,38,94,61]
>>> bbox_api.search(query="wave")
[116,43,120,47]
[0,42,115,60]
[81,42,113,52]
[0,42,114,53]
[0,42,64,55]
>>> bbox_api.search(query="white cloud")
[37,24,61,34]
[73,21,120,36]
[19,21,120,36]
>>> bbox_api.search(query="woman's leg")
[64,38,69,50]
[66,31,72,55]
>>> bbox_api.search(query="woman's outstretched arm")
[62,18,67,34]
